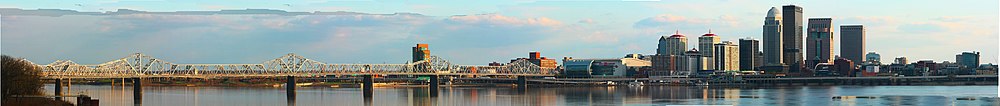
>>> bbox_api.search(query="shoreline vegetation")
[2,55,74,106]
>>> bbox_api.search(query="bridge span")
[38,53,554,105]
[40,53,556,79]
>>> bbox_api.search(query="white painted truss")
[40,53,557,79]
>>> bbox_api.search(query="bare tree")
[1,55,44,101]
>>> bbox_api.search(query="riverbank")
[2,97,73,106]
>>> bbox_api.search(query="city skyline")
[1,0,997,65]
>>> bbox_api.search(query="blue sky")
[1,0,997,65]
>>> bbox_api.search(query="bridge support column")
[429,75,439,97]
[363,75,374,98]
[286,76,296,102]
[132,78,142,105]
[55,79,63,101]
[516,76,527,90]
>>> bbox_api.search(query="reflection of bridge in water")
[38,53,556,106]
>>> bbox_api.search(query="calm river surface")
[45,84,999,106]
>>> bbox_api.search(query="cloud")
[578,18,595,24]
[632,14,737,29]
[1,8,598,65]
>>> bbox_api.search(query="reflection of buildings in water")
[647,86,703,104]
[555,87,627,106]
[776,87,787,105]
[527,87,560,106]
[723,88,740,105]
[409,88,436,106]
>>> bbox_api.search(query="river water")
[45,84,999,106]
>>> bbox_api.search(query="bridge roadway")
[39,53,553,105]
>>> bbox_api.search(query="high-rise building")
[956,51,981,69]
[840,25,865,65]
[658,31,688,56]
[762,7,787,74]
[412,44,430,62]
[782,5,804,68]
[865,52,881,64]
[522,51,558,69]
[739,38,760,70]
[653,31,688,77]
[806,18,834,69]
[894,57,908,65]
[686,49,709,75]
[714,41,739,71]
[699,30,721,70]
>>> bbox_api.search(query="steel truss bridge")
[40,53,557,79]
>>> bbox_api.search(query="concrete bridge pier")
[55,79,63,101]
[132,78,142,105]
[286,76,296,101]
[363,75,374,98]
[429,75,439,97]
[516,76,527,92]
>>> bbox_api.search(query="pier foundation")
[363,75,374,98]
[55,79,63,101]
[286,76,296,101]
[132,78,142,105]
[429,75,439,97]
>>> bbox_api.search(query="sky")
[1,0,997,65]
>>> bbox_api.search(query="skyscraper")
[714,41,739,71]
[412,44,430,62]
[782,5,804,68]
[739,38,760,71]
[807,18,834,69]
[653,31,688,76]
[762,7,786,74]
[658,31,688,56]
[840,25,865,65]
[699,30,721,70]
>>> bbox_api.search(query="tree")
[1,55,44,100]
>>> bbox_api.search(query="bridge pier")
[55,79,63,101]
[132,78,142,105]
[516,76,527,91]
[363,75,374,98]
[286,76,296,101]
[429,75,439,97]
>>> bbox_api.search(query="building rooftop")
[766,7,780,17]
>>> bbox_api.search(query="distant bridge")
[40,53,557,79]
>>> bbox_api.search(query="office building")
[956,51,981,69]
[806,18,833,69]
[699,30,721,70]
[739,38,761,70]
[782,5,804,67]
[714,41,739,71]
[658,31,688,56]
[834,58,855,77]
[840,25,865,65]
[412,44,430,62]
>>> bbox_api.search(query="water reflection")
[44,85,998,106]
